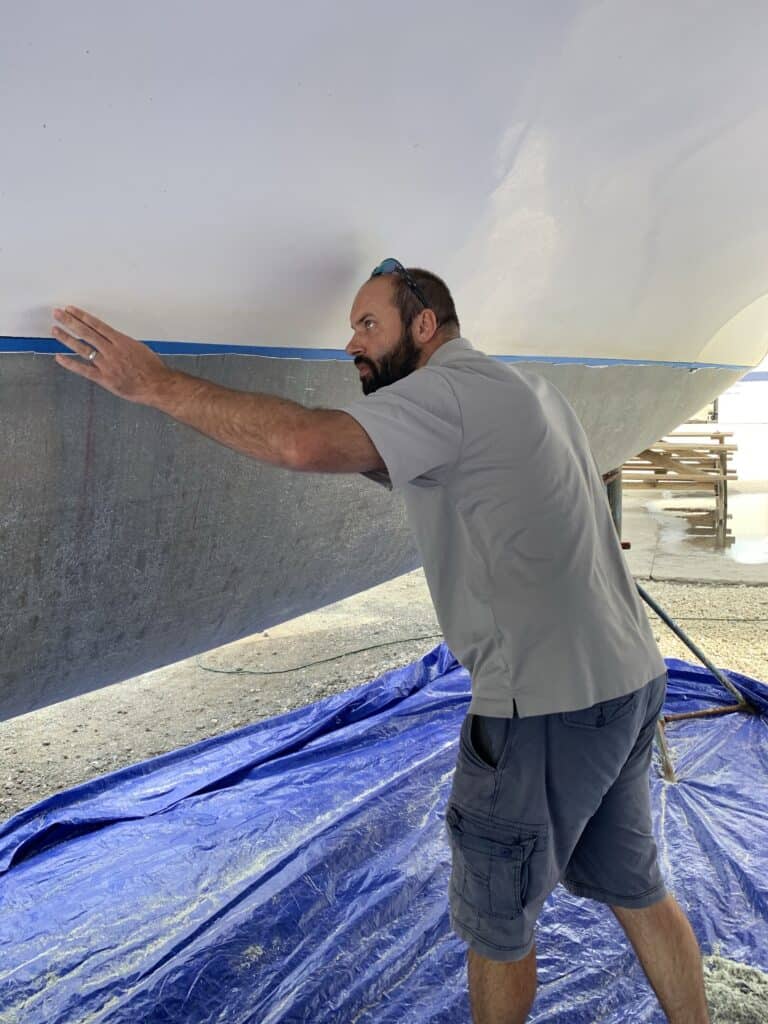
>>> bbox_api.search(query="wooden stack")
[622,431,737,541]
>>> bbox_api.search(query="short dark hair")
[392,267,460,334]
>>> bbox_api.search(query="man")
[52,261,710,1024]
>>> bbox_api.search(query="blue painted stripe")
[743,371,768,381]
[0,338,347,359]
[0,336,753,372]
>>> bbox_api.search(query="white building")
[717,355,768,482]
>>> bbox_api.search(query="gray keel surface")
[1,353,741,719]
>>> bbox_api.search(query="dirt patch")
[705,955,768,1023]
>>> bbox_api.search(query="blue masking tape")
[0,336,753,371]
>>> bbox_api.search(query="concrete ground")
[623,482,768,585]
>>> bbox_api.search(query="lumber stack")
[622,431,737,538]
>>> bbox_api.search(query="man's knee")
[611,891,675,931]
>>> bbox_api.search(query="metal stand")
[604,468,756,783]
[635,584,751,712]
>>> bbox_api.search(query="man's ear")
[413,307,439,345]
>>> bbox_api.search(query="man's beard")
[355,325,421,395]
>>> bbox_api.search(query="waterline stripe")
[0,337,753,372]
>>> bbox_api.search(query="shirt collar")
[425,336,474,367]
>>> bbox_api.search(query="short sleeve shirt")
[343,338,666,718]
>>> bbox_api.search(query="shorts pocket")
[460,714,513,773]
[561,691,638,730]
[446,804,539,919]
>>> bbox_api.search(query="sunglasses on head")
[370,258,430,310]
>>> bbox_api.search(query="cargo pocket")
[446,804,539,919]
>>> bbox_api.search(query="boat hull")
[1,353,741,720]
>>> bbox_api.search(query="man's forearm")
[51,306,381,475]
[149,369,311,468]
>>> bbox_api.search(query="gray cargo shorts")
[445,672,668,961]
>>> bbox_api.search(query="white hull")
[2,2,767,369]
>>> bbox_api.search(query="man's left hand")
[52,306,174,405]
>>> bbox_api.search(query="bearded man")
[52,260,710,1024]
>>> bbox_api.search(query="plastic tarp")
[1,646,767,1023]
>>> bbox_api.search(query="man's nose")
[345,336,361,357]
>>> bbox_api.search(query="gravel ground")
[704,956,768,1023]
[1,571,766,823]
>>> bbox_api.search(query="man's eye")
[365,319,375,329]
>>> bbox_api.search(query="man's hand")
[52,306,174,405]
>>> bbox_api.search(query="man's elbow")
[280,412,385,475]
[282,423,336,473]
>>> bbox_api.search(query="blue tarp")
[1,647,767,1023]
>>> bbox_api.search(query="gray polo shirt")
[343,337,666,718]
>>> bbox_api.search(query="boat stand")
[604,470,756,783]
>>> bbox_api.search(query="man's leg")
[467,945,537,1024]
[446,713,549,1024]
[611,894,710,1024]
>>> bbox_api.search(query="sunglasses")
[370,258,429,310]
